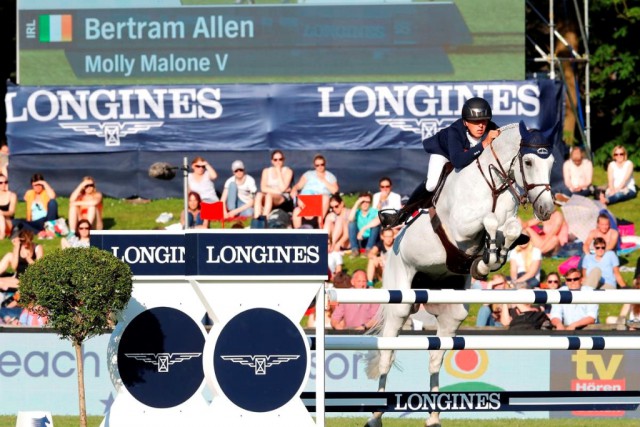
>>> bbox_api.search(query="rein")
[475,140,551,212]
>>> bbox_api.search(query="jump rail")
[327,288,640,304]
[311,335,640,351]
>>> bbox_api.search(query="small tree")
[20,247,133,427]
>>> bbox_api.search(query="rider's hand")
[483,130,501,148]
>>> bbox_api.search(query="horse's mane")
[498,122,519,132]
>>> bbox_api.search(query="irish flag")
[39,14,73,42]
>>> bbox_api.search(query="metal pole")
[549,0,556,79]
[584,0,591,156]
[183,156,189,230]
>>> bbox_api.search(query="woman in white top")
[509,231,542,288]
[187,156,219,203]
[253,150,294,219]
[600,145,636,205]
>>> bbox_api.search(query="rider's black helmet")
[462,97,492,121]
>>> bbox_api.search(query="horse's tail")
[364,304,389,380]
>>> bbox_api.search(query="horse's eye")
[524,159,533,167]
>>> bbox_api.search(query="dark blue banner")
[5,80,564,198]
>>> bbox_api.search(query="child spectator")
[221,160,257,219]
[68,176,103,231]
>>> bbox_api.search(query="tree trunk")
[75,341,88,427]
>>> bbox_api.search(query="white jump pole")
[322,335,640,351]
[328,289,640,304]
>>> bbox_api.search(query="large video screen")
[18,0,524,84]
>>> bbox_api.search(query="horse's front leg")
[425,303,469,427]
[499,217,523,265]
[471,213,499,278]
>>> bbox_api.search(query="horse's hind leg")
[424,303,469,427]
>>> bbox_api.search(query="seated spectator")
[324,194,350,252]
[615,280,640,330]
[508,231,542,288]
[187,156,219,203]
[221,160,257,219]
[372,176,402,212]
[290,154,339,222]
[292,206,320,229]
[330,270,380,330]
[550,268,598,330]
[366,227,395,288]
[475,274,510,327]
[13,173,59,234]
[180,191,209,229]
[559,146,593,201]
[0,230,44,292]
[522,210,569,256]
[307,272,351,329]
[61,219,91,249]
[327,238,343,277]
[583,213,619,254]
[68,176,103,231]
[581,237,627,289]
[0,174,17,239]
[348,192,380,256]
[540,272,562,313]
[253,150,294,221]
[499,300,548,330]
[599,145,636,205]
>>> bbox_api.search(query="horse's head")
[516,120,557,221]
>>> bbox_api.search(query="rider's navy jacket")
[422,119,499,169]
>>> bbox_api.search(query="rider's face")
[464,119,488,138]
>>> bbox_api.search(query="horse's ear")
[518,120,529,138]
[543,121,562,141]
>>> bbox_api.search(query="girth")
[428,207,477,275]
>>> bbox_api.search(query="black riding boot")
[379,182,432,228]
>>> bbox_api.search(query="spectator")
[558,146,593,202]
[180,191,209,229]
[499,301,548,330]
[0,174,17,239]
[372,176,402,212]
[366,227,395,287]
[307,272,351,328]
[540,272,562,313]
[324,194,350,252]
[0,142,8,178]
[327,237,343,277]
[348,192,380,257]
[291,206,320,229]
[61,219,91,249]
[615,280,640,330]
[475,274,510,327]
[550,268,598,330]
[581,237,627,289]
[330,270,380,330]
[582,213,619,255]
[253,150,294,221]
[221,160,257,219]
[522,210,569,256]
[187,156,219,203]
[290,154,339,221]
[13,173,59,234]
[599,145,636,205]
[68,176,103,232]
[508,230,542,288]
[0,230,44,292]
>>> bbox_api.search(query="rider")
[380,97,501,228]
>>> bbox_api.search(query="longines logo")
[124,352,202,373]
[376,117,457,139]
[59,121,164,146]
[221,354,300,375]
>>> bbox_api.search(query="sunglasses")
[85,184,94,188]
[194,164,206,168]
[314,163,325,168]
[361,200,371,204]
[546,279,559,283]
[234,169,244,173]
[330,204,340,209]
[613,152,625,156]
[595,246,606,250]
[272,157,284,162]
[380,185,391,188]
[78,227,90,230]
[566,277,581,282]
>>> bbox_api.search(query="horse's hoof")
[470,257,488,281]
[365,417,383,427]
